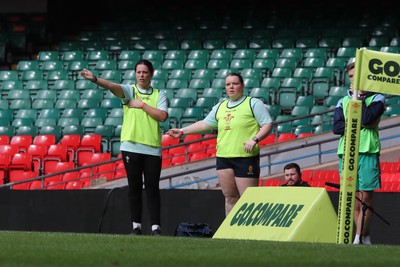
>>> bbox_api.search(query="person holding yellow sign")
[332,58,385,245]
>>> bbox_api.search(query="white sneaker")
[353,234,360,244]
[362,236,372,245]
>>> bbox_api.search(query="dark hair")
[347,62,355,72]
[283,162,301,176]
[135,59,154,75]
[226,72,244,84]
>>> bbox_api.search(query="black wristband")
[91,76,97,83]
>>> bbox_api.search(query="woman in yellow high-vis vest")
[80,60,168,236]
[167,73,273,216]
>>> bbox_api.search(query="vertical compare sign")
[336,48,399,244]
[336,99,361,244]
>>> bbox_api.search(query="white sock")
[363,235,372,245]
[151,224,161,231]
[353,234,360,244]
[132,222,141,230]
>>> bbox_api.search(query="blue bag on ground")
[175,222,213,237]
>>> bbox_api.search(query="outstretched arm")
[167,121,213,139]
[80,68,125,98]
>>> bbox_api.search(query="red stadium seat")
[205,146,216,157]
[183,134,203,143]
[10,170,38,190]
[168,145,186,156]
[114,161,126,179]
[97,162,115,181]
[201,134,217,147]
[90,152,111,163]
[188,143,207,161]
[55,161,75,172]
[78,168,92,181]
[310,180,326,188]
[10,135,33,153]
[0,170,5,185]
[392,173,400,182]
[76,134,102,166]
[46,181,66,190]
[29,180,46,190]
[162,134,180,147]
[325,170,340,183]
[61,171,80,182]
[277,133,296,143]
[302,169,314,181]
[313,170,328,181]
[187,142,206,154]
[79,134,102,152]
[43,144,68,174]
[171,155,186,165]
[0,144,19,156]
[65,180,84,190]
[162,158,171,168]
[82,179,92,188]
[89,153,113,181]
[33,134,56,147]
[27,144,48,174]
[45,144,68,161]
[0,154,12,173]
[76,150,96,167]
[59,134,81,163]
[46,161,76,182]
[9,153,33,171]
[391,182,400,192]
[263,178,281,186]
[376,181,393,192]
[297,133,316,138]
[258,133,276,146]
[380,162,398,173]
[162,150,172,168]
[189,152,208,162]
[169,145,187,164]
[0,135,10,145]
[381,172,394,181]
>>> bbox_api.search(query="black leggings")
[121,151,162,226]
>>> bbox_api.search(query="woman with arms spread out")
[80,60,168,235]
[167,73,273,216]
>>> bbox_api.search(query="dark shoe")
[151,228,161,236]
[131,228,142,235]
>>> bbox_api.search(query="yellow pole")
[335,49,364,246]
[336,99,361,244]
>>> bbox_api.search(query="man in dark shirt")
[281,162,310,187]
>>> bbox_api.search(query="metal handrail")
[2,106,399,190]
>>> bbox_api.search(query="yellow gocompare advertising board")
[213,187,337,243]
[353,48,400,96]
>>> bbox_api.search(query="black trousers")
[121,151,162,226]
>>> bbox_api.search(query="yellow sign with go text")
[353,48,400,95]
[213,187,337,243]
